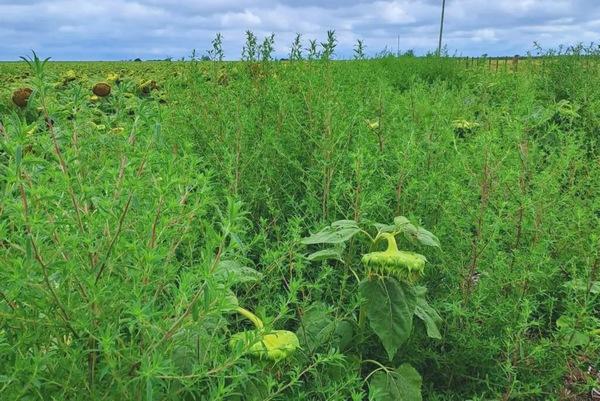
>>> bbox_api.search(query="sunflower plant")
[302,216,442,401]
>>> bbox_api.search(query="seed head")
[92,82,111,97]
[362,233,427,282]
[12,88,33,108]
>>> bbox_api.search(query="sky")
[0,0,598,61]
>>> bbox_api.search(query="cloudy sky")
[0,0,598,60]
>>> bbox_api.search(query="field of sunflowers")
[1,51,599,400]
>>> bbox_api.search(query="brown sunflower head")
[92,82,111,97]
[12,88,33,108]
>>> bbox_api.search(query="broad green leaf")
[334,320,354,350]
[301,223,361,245]
[369,363,422,401]
[556,315,591,347]
[239,378,269,401]
[306,245,345,262]
[360,277,417,360]
[373,223,396,233]
[401,225,419,242]
[214,260,262,284]
[296,303,337,351]
[331,219,359,228]
[413,286,442,339]
[222,289,239,312]
[415,227,440,248]
[296,303,353,352]
[393,216,411,228]
[394,216,440,248]
[567,331,591,347]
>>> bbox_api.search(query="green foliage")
[1,42,600,401]
[354,39,366,60]
[207,33,225,62]
[369,363,423,401]
[361,277,417,360]
[290,34,303,61]
[242,30,258,62]
[306,39,320,60]
[259,34,276,62]
[321,30,337,61]
[413,286,442,340]
[301,219,362,245]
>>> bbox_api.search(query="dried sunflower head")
[362,233,427,282]
[12,88,33,107]
[92,82,111,97]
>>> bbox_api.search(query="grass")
[0,50,599,400]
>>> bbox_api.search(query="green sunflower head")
[362,233,427,282]
[230,307,299,361]
[229,329,300,361]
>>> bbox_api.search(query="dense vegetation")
[1,48,599,400]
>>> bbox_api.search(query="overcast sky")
[0,0,598,60]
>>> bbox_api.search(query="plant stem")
[235,307,264,330]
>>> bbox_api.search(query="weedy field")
[1,47,599,401]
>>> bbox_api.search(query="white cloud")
[220,10,262,27]
[377,1,415,24]
[0,0,597,60]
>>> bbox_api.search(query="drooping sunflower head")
[229,329,299,361]
[230,307,299,361]
[362,233,427,282]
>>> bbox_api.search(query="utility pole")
[397,35,400,57]
[437,0,446,56]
